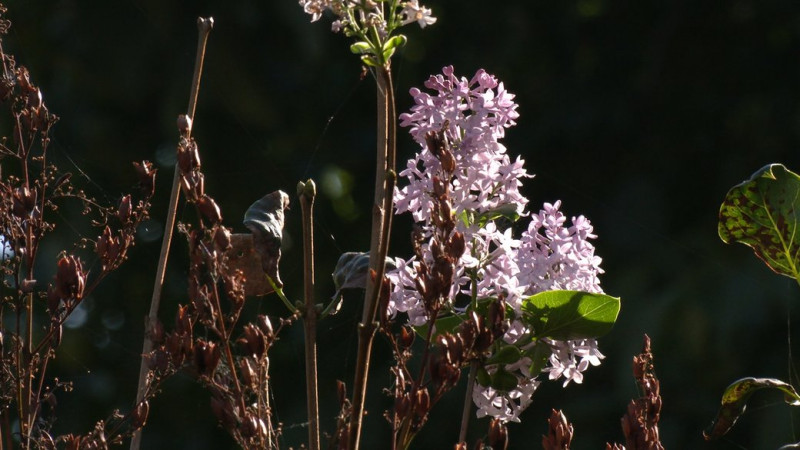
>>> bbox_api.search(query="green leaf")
[521,290,620,340]
[525,340,552,376]
[704,377,800,440]
[719,163,800,279]
[382,35,407,53]
[476,366,491,387]
[490,367,518,392]
[475,203,521,227]
[349,41,372,55]
[413,314,463,339]
[412,298,496,339]
[486,344,522,365]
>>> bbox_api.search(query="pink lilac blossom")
[394,65,527,225]
[389,67,606,423]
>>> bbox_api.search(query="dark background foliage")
[3,0,800,448]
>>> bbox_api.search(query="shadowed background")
[3,0,800,448]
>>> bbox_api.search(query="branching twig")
[349,63,397,450]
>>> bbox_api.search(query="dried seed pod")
[414,388,430,419]
[239,358,256,388]
[54,255,85,302]
[194,339,221,376]
[117,195,132,223]
[398,325,415,349]
[256,315,274,341]
[337,380,348,406]
[197,194,222,224]
[214,226,232,251]
[174,305,192,336]
[238,324,266,358]
[447,231,466,260]
[488,418,508,450]
[177,114,192,135]
[132,160,157,198]
[177,139,201,173]
[131,401,150,429]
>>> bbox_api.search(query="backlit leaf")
[719,164,800,280]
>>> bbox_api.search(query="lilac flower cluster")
[388,67,606,422]
[298,0,435,33]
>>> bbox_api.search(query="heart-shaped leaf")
[719,164,800,279]
[521,290,620,340]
